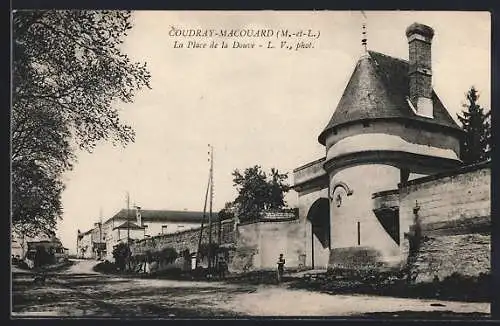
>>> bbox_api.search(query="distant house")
[11,239,23,258]
[76,229,93,259]
[112,220,145,245]
[78,207,220,261]
[11,232,68,261]
[24,236,69,268]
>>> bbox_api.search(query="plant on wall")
[231,166,290,221]
[198,243,220,260]
[112,242,131,271]
[181,249,191,259]
[157,247,178,264]
[402,201,426,282]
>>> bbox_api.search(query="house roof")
[113,221,145,230]
[318,51,462,145]
[27,239,64,247]
[106,209,221,225]
[78,229,93,238]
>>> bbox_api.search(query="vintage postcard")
[11,10,491,319]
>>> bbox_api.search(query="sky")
[56,11,490,253]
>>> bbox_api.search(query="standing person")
[277,253,285,283]
[218,255,226,279]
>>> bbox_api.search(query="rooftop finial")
[361,11,368,53]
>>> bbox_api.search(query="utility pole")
[99,207,103,259]
[207,145,214,274]
[196,171,211,269]
[126,192,130,243]
[125,192,131,271]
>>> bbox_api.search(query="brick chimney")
[406,22,434,118]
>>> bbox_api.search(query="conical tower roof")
[318,51,461,145]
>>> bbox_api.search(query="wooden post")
[357,221,361,246]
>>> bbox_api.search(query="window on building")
[161,225,168,234]
[362,121,370,128]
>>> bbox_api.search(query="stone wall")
[410,229,490,283]
[293,157,327,190]
[328,247,384,270]
[398,162,491,282]
[130,219,235,257]
[129,216,304,273]
[230,219,305,272]
[261,209,298,220]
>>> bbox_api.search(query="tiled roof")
[318,51,462,145]
[113,220,145,230]
[78,229,93,237]
[106,209,220,225]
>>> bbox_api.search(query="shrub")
[17,261,30,270]
[34,246,55,267]
[94,260,118,273]
[181,249,191,259]
[198,243,219,259]
[158,247,178,264]
[112,242,131,271]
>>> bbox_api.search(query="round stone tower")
[317,23,463,268]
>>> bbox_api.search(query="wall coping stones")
[238,217,299,226]
[133,218,234,246]
[372,188,400,199]
[293,156,326,173]
[399,160,490,188]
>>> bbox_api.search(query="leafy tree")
[12,10,151,236]
[457,86,491,164]
[218,201,237,221]
[12,160,64,237]
[231,166,290,220]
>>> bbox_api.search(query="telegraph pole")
[208,145,214,274]
[99,207,103,259]
[126,192,130,243]
[196,171,211,269]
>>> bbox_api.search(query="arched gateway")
[307,198,330,269]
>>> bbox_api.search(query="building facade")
[294,22,465,270]
[77,229,93,259]
[77,207,220,261]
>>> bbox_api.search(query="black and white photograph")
[10,10,492,319]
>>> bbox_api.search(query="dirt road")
[11,259,490,318]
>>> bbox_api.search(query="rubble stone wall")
[399,162,491,282]
[131,219,235,257]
